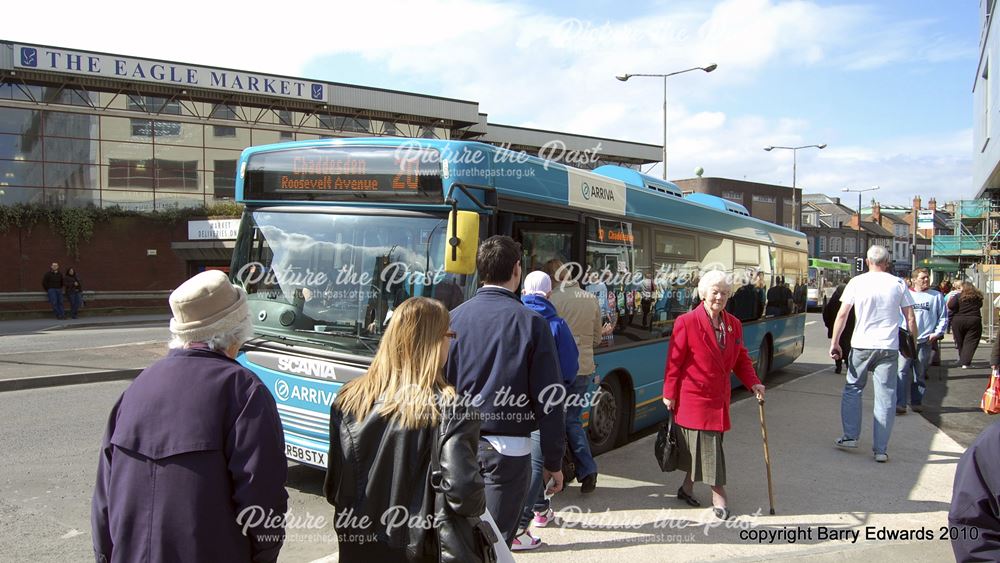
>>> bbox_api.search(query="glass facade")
[0,82,451,210]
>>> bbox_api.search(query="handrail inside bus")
[445,183,498,260]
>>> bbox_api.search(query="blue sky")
[11,0,980,205]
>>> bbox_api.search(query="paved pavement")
[514,361,966,562]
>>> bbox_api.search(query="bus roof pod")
[681,192,752,217]
[591,165,684,198]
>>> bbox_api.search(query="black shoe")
[677,487,700,507]
[895,406,906,415]
[713,506,731,520]
[910,404,924,413]
[580,473,597,494]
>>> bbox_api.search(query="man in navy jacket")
[950,419,1000,561]
[445,235,565,547]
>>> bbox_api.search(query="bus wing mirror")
[445,210,478,275]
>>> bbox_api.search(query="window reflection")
[44,111,98,138]
[103,116,154,142]
[0,186,44,204]
[0,108,41,136]
[154,192,204,210]
[0,133,41,161]
[127,95,182,115]
[132,120,182,137]
[101,189,156,211]
[213,160,237,199]
[155,121,203,146]
[101,140,153,165]
[44,137,97,163]
[0,159,44,187]
[47,188,100,207]
[45,163,99,190]
[155,160,200,191]
[107,159,154,190]
[207,126,250,149]
[42,87,97,108]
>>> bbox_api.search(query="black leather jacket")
[324,395,486,562]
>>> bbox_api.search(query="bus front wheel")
[589,375,624,455]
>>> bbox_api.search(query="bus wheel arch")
[588,370,633,455]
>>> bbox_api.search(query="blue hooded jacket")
[522,294,579,386]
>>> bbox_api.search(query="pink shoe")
[533,508,554,527]
[511,528,542,551]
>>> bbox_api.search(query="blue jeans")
[68,292,83,319]
[842,348,898,455]
[47,288,65,319]
[897,341,933,407]
[517,431,546,530]
[566,374,598,479]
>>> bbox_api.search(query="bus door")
[513,222,579,275]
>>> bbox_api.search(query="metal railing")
[0,291,171,304]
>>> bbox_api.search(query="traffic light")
[855,257,864,273]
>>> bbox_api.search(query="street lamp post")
[763,144,826,230]
[842,185,880,272]
[616,64,717,180]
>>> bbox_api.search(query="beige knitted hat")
[169,270,249,342]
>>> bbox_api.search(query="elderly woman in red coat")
[662,270,765,520]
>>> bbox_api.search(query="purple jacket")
[91,348,288,563]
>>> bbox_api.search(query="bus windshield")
[232,210,475,353]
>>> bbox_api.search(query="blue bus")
[230,138,807,467]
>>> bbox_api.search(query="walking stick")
[758,398,776,515]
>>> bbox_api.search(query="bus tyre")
[756,338,772,382]
[589,375,625,455]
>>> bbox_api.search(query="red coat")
[662,308,761,432]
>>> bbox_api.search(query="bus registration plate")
[285,443,327,468]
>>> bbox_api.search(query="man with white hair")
[829,245,918,463]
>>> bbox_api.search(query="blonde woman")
[324,297,489,562]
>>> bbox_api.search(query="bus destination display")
[244,146,442,201]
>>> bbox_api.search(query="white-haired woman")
[662,270,765,520]
[92,270,288,562]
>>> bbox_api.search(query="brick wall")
[0,216,192,294]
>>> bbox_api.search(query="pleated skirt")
[677,425,726,486]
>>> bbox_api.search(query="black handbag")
[898,327,917,360]
[654,410,682,472]
[429,417,498,563]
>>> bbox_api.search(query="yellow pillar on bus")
[445,211,479,274]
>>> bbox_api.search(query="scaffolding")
[932,198,1000,341]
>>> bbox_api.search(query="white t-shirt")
[841,271,915,350]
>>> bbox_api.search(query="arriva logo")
[581,181,615,202]
[273,378,337,406]
[275,380,291,401]
[277,356,337,379]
